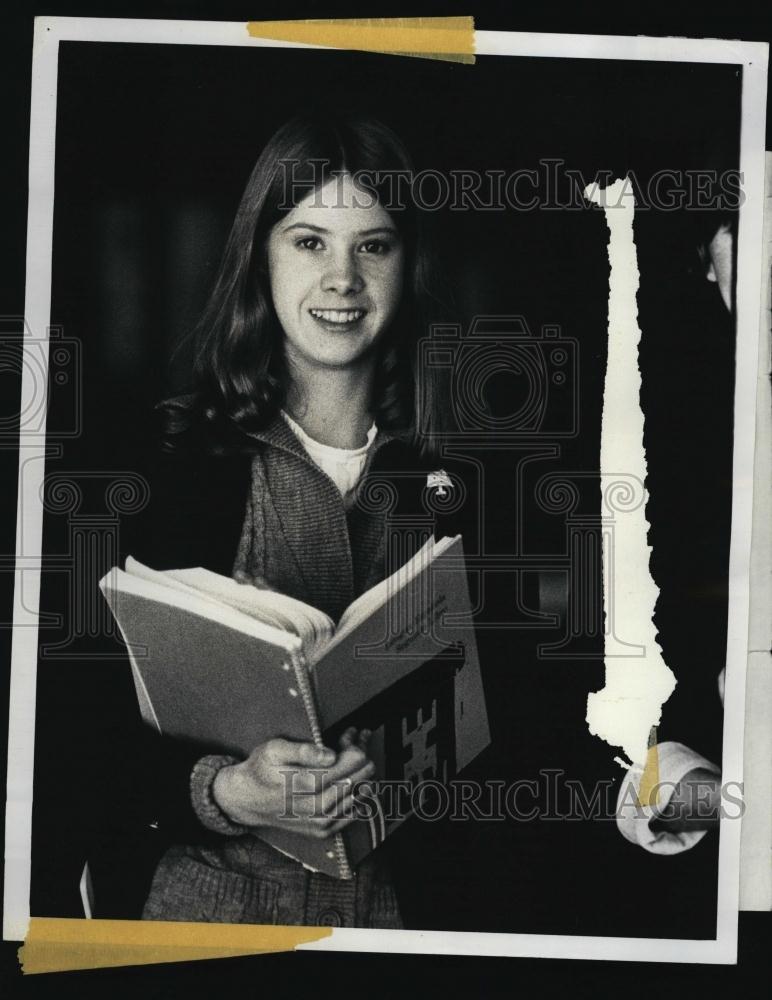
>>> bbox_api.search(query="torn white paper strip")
[584,179,676,768]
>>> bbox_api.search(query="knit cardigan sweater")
[119,412,449,923]
[230,415,394,620]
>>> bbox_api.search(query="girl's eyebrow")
[282,222,328,234]
[358,227,400,237]
[281,222,399,237]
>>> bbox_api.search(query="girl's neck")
[285,359,376,449]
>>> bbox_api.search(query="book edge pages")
[99,566,301,652]
[152,563,335,652]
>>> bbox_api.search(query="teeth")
[310,309,365,323]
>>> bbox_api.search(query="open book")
[100,535,490,879]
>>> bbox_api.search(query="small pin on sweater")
[427,469,452,497]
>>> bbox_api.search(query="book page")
[105,564,301,652]
[329,536,458,657]
[159,564,334,653]
[125,557,333,656]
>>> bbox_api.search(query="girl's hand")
[212,729,374,839]
[337,724,372,754]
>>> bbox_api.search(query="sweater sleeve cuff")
[616,741,720,856]
[190,754,250,837]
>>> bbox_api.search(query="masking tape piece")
[19,918,332,975]
[246,17,476,64]
[637,732,661,808]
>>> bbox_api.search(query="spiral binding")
[289,648,353,880]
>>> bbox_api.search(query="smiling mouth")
[309,308,367,325]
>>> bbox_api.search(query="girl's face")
[267,173,404,372]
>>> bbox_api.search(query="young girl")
[127,112,453,928]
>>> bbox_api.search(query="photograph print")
[5,19,767,966]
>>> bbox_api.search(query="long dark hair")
[161,112,452,455]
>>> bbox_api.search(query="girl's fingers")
[321,791,356,820]
[320,745,371,785]
[337,726,358,750]
[318,761,376,814]
[267,738,335,768]
[338,726,372,753]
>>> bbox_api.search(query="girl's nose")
[322,251,364,296]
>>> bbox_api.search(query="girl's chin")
[291,346,375,371]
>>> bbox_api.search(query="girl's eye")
[296,236,324,251]
[359,240,391,255]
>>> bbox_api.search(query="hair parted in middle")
[163,112,453,456]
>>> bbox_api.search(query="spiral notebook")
[99,535,490,879]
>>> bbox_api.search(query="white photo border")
[5,16,768,965]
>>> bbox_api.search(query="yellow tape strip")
[246,16,476,64]
[19,918,332,975]
[637,727,661,807]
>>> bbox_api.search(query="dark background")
[1,2,770,996]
